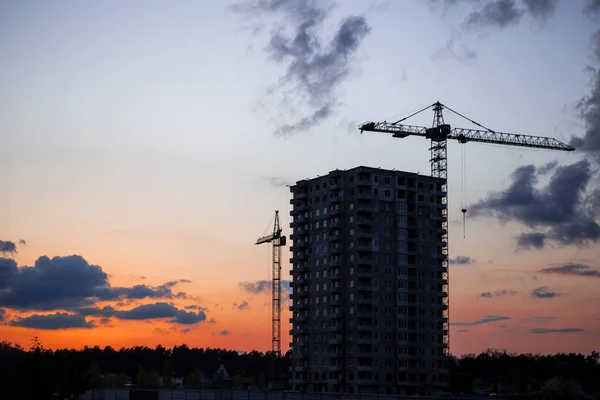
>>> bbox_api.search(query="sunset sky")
[1,0,600,356]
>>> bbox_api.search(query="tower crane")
[359,101,575,353]
[255,210,287,358]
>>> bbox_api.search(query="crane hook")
[461,208,467,239]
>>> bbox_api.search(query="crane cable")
[461,145,467,239]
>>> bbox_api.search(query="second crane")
[255,210,287,357]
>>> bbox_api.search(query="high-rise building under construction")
[288,166,449,395]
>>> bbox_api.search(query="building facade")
[288,166,449,395]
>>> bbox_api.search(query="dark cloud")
[219,330,231,336]
[184,305,208,311]
[530,328,584,334]
[464,0,525,30]
[517,232,546,249]
[233,301,249,311]
[0,255,193,311]
[456,329,470,333]
[522,0,560,20]
[538,263,600,278]
[239,279,292,296]
[0,258,18,289]
[451,315,511,326]
[76,302,207,325]
[10,312,94,330]
[0,308,5,322]
[584,0,600,16]
[572,68,600,158]
[530,286,562,298]
[569,2,600,159]
[0,240,17,255]
[470,160,600,248]
[437,0,559,30]
[449,255,474,264]
[520,316,556,324]
[479,289,519,298]
[538,160,558,175]
[207,318,217,325]
[232,0,371,136]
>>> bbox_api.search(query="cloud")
[451,315,511,326]
[537,160,558,175]
[207,317,217,324]
[239,279,292,296]
[10,312,94,330]
[530,286,562,299]
[0,258,18,290]
[456,329,470,333]
[430,0,560,61]
[464,0,525,30]
[0,308,5,322]
[232,0,371,136]
[517,232,546,249]
[449,255,474,264]
[538,263,600,278]
[479,289,519,298]
[233,301,249,311]
[267,176,293,188]
[218,330,231,336]
[0,255,194,311]
[76,302,207,325]
[530,328,584,334]
[184,305,208,311]
[470,160,600,248]
[240,280,272,294]
[520,316,556,324]
[522,0,560,20]
[570,3,600,159]
[0,240,17,255]
[431,36,477,62]
[584,0,600,15]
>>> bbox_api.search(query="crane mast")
[359,101,575,358]
[255,210,287,358]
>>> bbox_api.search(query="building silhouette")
[288,166,449,395]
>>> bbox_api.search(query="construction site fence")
[77,389,473,400]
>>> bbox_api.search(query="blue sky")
[1,0,599,353]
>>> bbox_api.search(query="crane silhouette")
[359,101,575,354]
[255,210,286,358]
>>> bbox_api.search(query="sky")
[1,0,600,356]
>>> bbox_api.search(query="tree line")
[0,339,598,399]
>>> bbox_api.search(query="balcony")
[357,190,372,200]
[356,203,373,213]
[294,191,308,199]
[330,285,342,293]
[292,203,309,213]
[329,192,343,203]
[328,220,341,229]
[329,207,342,216]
